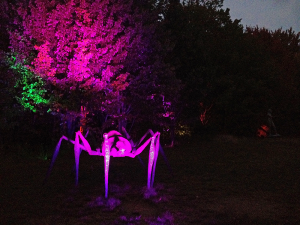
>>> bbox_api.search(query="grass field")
[1,135,300,224]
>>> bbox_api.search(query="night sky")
[223,0,300,32]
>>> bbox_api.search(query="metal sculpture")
[45,130,160,198]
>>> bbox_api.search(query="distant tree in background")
[244,27,300,135]
[163,0,246,134]
[163,0,300,136]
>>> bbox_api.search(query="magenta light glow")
[104,133,110,198]
[20,0,132,93]
[46,130,160,198]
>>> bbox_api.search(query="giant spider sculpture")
[45,129,160,198]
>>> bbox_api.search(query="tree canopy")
[1,0,300,139]
[6,0,180,133]
[163,0,300,136]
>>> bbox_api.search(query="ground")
[0,134,300,224]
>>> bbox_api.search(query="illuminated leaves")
[12,0,132,94]
[33,41,56,78]
[8,55,49,113]
[6,0,180,133]
[8,0,139,113]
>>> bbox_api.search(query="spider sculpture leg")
[122,127,172,176]
[147,133,160,188]
[74,132,82,186]
[129,132,160,189]
[73,131,95,185]
[44,131,93,186]
[44,135,70,184]
[147,129,173,177]
[151,132,160,187]
[102,130,133,198]
[103,133,110,198]
[147,137,156,188]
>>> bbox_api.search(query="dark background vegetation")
[0,0,299,143]
[0,1,300,224]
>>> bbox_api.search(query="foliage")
[7,0,180,135]
[6,55,49,113]
[163,0,244,132]
[10,0,133,114]
[243,27,300,134]
[163,0,300,136]
[3,0,300,138]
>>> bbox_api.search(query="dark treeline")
[0,0,299,149]
[164,0,300,137]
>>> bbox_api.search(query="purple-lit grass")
[1,136,300,224]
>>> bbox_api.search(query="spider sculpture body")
[45,130,160,198]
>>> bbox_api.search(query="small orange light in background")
[257,125,269,138]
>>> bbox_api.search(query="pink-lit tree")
[14,0,132,114]
[8,0,180,133]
